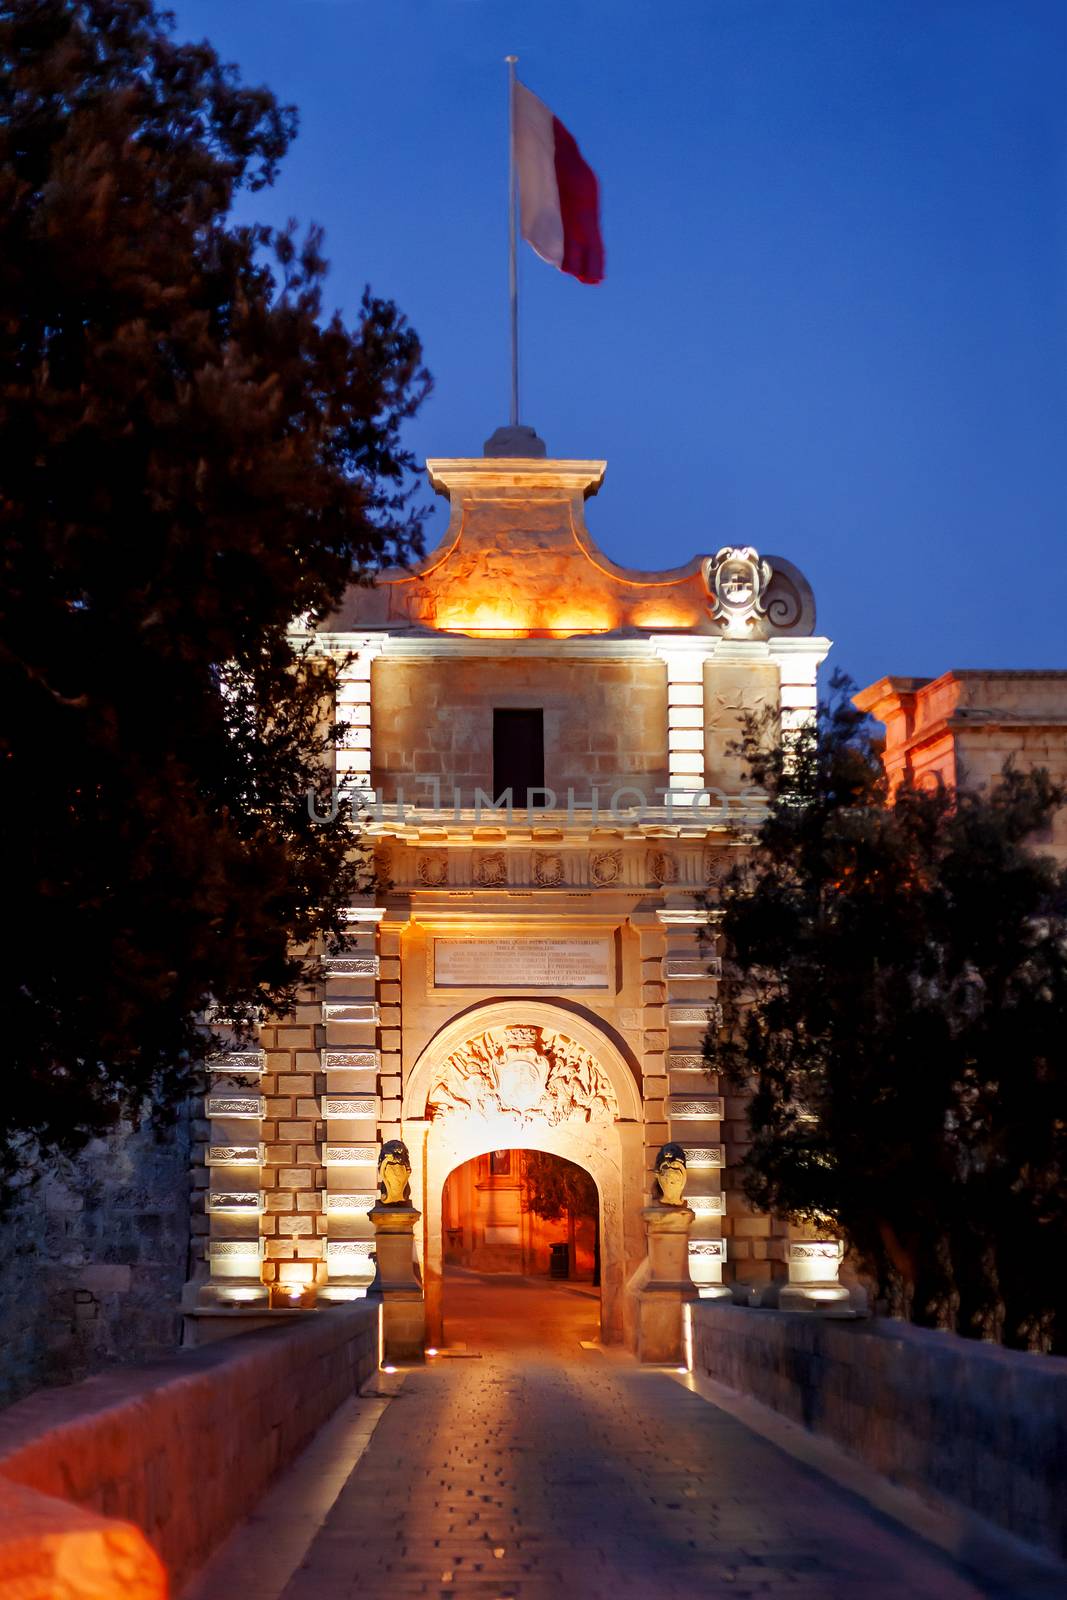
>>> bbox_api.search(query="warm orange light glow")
[277,1261,314,1286]
[630,601,700,629]
[433,594,620,639]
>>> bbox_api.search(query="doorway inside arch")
[440,1149,601,1353]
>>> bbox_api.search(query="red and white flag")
[512,79,604,285]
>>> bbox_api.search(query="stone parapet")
[0,1477,165,1599]
[688,1303,1067,1562]
[0,1302,379,1592]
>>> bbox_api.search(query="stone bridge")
[1,1279,1064,1600]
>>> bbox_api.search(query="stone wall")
[371,655,669,802]
[689,1303,1067,1560]
[0,1301,379,1591]
[0,1108,194,1409]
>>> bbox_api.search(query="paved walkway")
[261,1273,1014,1600]
[440,1267,600,1354]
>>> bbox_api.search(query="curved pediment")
[326,456,815,640]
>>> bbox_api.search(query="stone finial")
[703,546,773,637]
[377,1139,412,1205]
[652,1142,688,1206]
[483,423,548,458]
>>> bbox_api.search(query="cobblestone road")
[275,1275,1003,1600]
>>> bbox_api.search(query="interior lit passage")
[440,1149,602,1351]
[442,1149,599,1280]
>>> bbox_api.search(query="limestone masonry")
[184,442,846,1348]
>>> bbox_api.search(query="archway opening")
[440,1149,602,1353]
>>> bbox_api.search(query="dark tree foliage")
[707,672,1067,1351]
[523,1151,599,1281]
[0,0,430,1185]
[523,1151,598,1226]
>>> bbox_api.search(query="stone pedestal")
[369,1202,426,1362]
[628,1204,699,1364]
[777,1239,863,1316]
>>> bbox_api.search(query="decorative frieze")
[472,851,508,887]
[667,1096,724,1120]
[417,853,449,887]
[323,1192,377,1214]
[665,1051,707,1072]
[785,1240,843,1264]
[323,1000,380,1024]
[665,955,721,980]
[322,1096,378,1119]
[206,1145,263,1166]
[323,953,380,978]
[668,1002,724,1028]
[647,850,678,886]
[325,1239,375,1270]
[533,852,565,887]
[206,1095,266,1119]
[323,1144,379,1166]
[683,1145,725,1168]
[207,1239,263,1262]
[688,1239,727,1261]
[206,1192,263,1214]
[590,850,622,886]
[206,1050,266,1076]
[322,1049,380,1073]
[688,1194,726,1216]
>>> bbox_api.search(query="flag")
[513,79,604,285]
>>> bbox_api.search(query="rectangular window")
[489,1150,511,1177]
[493,708,545,808]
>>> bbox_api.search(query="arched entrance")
[402,1001,645,1347]
[441,1148,601,1352]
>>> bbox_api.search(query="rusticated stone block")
[277,1168,312,1190]
[277,1075,314,1095]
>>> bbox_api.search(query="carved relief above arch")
[404,1000,642,1124]
[427,1024,617,1127]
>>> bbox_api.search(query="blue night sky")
[170,1,1066,693]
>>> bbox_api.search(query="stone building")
[854,670,1067,864]
[185,433,847,1350]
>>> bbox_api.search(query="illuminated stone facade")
[185,446,840,1346]
[855,670,1067,865]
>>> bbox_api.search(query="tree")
[0,0,430,1188]
[523,1152,600,1282]
[707,673,1067,1351]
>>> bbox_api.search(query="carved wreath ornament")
[427,1025,618,1127]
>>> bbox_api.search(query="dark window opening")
[489,1150,512,1176]
[493,708,545,808]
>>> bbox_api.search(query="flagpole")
[506,54,519,427]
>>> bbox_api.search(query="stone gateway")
[182,433,851,1352]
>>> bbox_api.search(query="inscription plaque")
[434,937,611,991]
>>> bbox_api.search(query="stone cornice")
[425,457,607,500]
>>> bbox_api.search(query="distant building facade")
[855,670,1067,863]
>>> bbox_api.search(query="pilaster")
[198,1049,268,1306]
[655,906,728,1297]
[319,905,385,1303]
